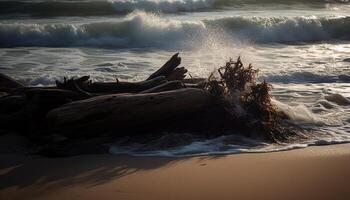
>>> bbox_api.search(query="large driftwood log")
[47,88,213,137]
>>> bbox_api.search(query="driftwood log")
[0,53,214,138]
[47,88,213,137]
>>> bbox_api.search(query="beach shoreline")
[1,143,349,200]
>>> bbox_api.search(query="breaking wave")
[0,11,207,48]
[204,15,350,43]
[1,12,350,48]
[0,0,348,16]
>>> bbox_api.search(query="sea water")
[0,0,349,156]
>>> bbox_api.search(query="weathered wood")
[10,86,57,95]
[55,76,92,96]
[183,78,207,89]
[84,76,167,93]
[23,88,92,120]
[147,53,181,80]
[0,73,24,89]
[184,83,202,89]
[0,89,92,132]
[47,88,213,137]
[140,81,185,94]
[183,78,206,84]
[25,88,90,101]
[167,67,188,81]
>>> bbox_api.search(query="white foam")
[0,11,207,48]
[272,99,325,125]
[109,133,350,157]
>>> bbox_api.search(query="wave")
[1,12,350,48]
[0,0,348,16]
[204,15,350,43]
[0,11,207,48]
[110,0,349,13]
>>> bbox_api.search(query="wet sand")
[1,143,350,200]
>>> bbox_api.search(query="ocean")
[0,0,349,156]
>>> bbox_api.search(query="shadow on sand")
[0,152,225,190]
[0,153,183,190]
[0,134,227,191]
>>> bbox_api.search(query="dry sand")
[1,143,350,200]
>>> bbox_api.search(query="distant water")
[0,0,349,156]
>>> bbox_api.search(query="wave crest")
[1,12,350,48]
[205,15,350,43]
[0,11,207,48]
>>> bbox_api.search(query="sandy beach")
[1,143,350,200]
